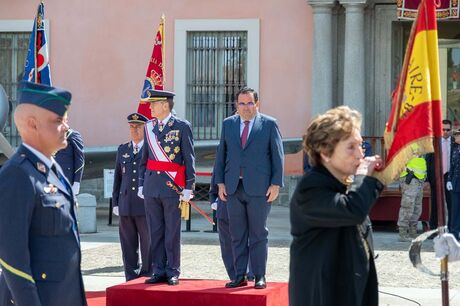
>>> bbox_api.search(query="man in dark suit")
[54,127,84,195]
[138,89,195,286]
[0,81,86,306]
[214,87,284,289]
[112,112,151,281]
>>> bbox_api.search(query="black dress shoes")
[168,276,179,286]
[144,274,167,284]
[254,276,266,289]
[225,275,248,288]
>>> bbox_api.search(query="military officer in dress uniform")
[112,112,152,281]
[0,81,86,306]
[138,89,195,286]
[54,127,85,195]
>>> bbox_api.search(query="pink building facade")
[0,0,313,175]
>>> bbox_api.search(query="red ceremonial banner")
[137,15,165,119]
[397,0,459,19]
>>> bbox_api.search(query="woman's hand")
[356,155,383,176]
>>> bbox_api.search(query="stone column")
[342,1,366,121]
[308,0,335,116]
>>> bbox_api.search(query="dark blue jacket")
[449,142,460,191]
[55,129,85,185]
[139,115,195,197]
[112,142,146,216]
[214,113,284,196]
[0,145,86,306]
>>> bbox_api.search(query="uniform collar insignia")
[37,162,47,173]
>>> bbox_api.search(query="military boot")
[398,227,412,242]
[409,225,418,238]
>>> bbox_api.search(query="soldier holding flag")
[138,89,195,286]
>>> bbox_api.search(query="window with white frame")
[174,19,260,141]
[186,31,247,140]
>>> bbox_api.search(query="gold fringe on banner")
[373,137,434,185]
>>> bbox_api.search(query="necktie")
[159,122,164,132]
[133,145,139,155]
[51,163,71,194]
[241,120,250,148]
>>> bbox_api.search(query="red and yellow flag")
[374,0,442,184]
[137,15,165,119]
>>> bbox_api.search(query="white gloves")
[137,186,144,199]
[211,201,218,210]
[112,206,119,216]
[180,189,193,202]
[447,181,453,191]
[72,182,80,195]
[434,233,460,262]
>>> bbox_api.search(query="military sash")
[145,120,185,188]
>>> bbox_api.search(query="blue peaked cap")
[18,81,71,116]
[127,112,148,123]
[145,89,175,101]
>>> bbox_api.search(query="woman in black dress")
[289,106,384,306]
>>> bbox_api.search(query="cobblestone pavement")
[81,210,460,290]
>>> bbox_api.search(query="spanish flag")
[374,0,442,185]
[137,15,165,119]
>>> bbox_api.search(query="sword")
[409,228,440,276]
[166,181,215,225]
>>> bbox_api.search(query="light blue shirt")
[23,142,67,189]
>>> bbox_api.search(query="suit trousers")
[119,215,151,280]
[217,216,236,280]
[144,196,181,277]
[450,191,460,239]
[429,172,452,229]
[227,180,271,277]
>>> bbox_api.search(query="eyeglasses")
[443,128,452,131]
[237,102,255,107]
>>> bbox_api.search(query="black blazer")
[289,165,384,306]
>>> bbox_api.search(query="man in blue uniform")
[214,87,284,289]
[54,127,84,195]
[0,81,86,306]
[138,89,195,286]
[112,112,151,281]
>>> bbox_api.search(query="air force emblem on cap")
[127,112,148,123]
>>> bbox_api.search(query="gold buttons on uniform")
[41,273,47,279]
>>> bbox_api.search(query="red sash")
[147,160,185,188]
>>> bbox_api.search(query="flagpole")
[424,0,450,302]
[433,135,449,305]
